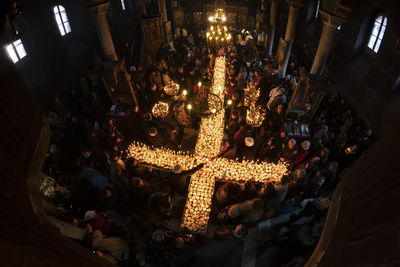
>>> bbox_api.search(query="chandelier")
[208,8,226,23]
[243,83,260,107]
[206,8,231,45]
[163,81,180,96]
[243,83,265,127]
[246,105,265,128]
[152,102,169,118]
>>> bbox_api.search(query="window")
[367,15,387,53]
[6,39,27,63]
[54,5,71,36]
[121,0,126,10]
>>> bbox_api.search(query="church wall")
[293,0,400,136]
[12,0,101,107]
[107,0,136,60]
[9,0,140,109]
[329,0,400,135]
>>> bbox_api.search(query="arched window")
[6,39,27,63]
[54,5,71,36]
[121,0,126,10]
[367,15,387,53]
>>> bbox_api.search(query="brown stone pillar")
[266,0,281,55]
[277,0,303,77]
[158,0,169,42]
[88,2,118,61]
[159,0,168,22]
[310,10,345,76]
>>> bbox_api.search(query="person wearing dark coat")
[226,110,241,137]
[216,204,242,225]
[175,66,186,88]
[167,163,205,194]
[279,139,298,164]
[215,182,242,209]
[275,130,289,148]
[267,104,284,132]
[146,127,166,148]
[258,136,279,162]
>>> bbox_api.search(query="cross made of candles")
[127,57,288,233]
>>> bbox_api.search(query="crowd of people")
[39,29,374,266]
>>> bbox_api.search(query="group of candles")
[244,83,265,127]
[126,56,287,233]
[127,142,198,170]
[195,57,226,158]
[181,170,215,233]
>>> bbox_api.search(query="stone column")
[88,2,118,61]
[158,0,169,42]
[310,10,345,76]
[166,0,176,33]
[158,0,168,22]
[266,0,281,55]
[277,0,303,77]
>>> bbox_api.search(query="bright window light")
[121,0,126,10]
[54,5,71,36]
[367,15,387,53]
[6,39,27,63]
[315,0,320,18]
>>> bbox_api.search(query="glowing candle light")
[126,56,287,234]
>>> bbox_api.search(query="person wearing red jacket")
[293,140,310,165]
[85,210,112,248]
